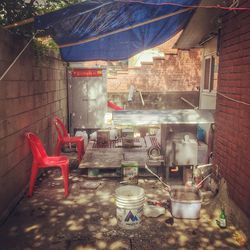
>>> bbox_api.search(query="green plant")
[0,0,81,37]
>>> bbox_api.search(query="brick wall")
[107,49,202,93]
[0,29,68,222]
[73,35,201,98]
[214,0,250,217]
[108,91,199,110]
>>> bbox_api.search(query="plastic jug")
[75,130,88,149]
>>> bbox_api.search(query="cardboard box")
[121,161,138,184]
[122,128,134,147]
[97,130,110,146]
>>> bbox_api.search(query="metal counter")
[112,109,214,180]
[112,109,214,126]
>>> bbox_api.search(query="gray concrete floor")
[0,163,249,250]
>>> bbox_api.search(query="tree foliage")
[0,0,82,36]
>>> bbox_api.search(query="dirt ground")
[0,163,249,250]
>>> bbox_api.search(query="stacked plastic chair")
[25,132,69,197]
[54,116,84,162]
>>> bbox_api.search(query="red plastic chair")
[25,132,69,197]
[53,116,84,162]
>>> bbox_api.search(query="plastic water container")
[75,130,88,150]
[197,126,205,142]
[110,128,118,140]
[89,131,97,141]
[115,185,145,229]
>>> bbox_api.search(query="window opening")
[203,56,215,92]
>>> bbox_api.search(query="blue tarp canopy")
[35,0,200,62]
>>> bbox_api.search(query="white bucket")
[115,185,145,230]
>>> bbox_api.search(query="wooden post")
[3,17,35,29]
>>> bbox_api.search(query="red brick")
[107,39,201,92]
[240,31,250,42]
[215,2,250,218]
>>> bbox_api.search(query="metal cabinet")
[68,68,107,133]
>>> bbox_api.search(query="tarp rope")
[59,7,192,48]
[0,31,38,82]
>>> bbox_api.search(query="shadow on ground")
[0,161,249,250]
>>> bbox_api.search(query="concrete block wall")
[214,0,250,218]
[0,29,68,222]
[107,49,202,93]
